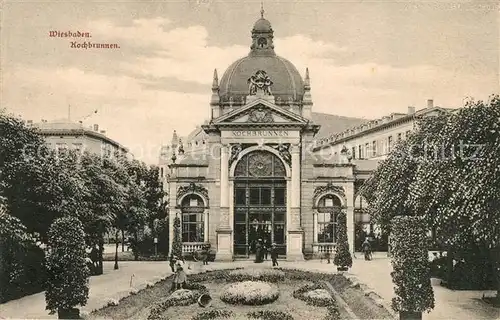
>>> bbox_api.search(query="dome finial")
[260,1,264,18]
[212,68,219,89]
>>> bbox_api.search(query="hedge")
[390,216,435,313]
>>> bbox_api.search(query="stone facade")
[158,13,453,261]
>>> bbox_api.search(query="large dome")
[218,13,305,102]
[219,56,305,102]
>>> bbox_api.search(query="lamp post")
[153,218,159,256]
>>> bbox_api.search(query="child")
[174,265,187,290]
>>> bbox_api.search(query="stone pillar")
[344,184,355,255]
[216,144,233,261]
[167,176,177,256]
[287,143,304,261]
[204,209,209,242]
[313,211,318,243]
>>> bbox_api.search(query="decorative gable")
[214,98,308,126]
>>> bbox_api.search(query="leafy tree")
[172,215,182,258]
[362,95,500,301]
[391,216,434,319]
[333,211,352,270]
[0,112,82,242]
[45,216,89,319]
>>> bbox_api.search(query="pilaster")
[344,183,355,254]
[287,143,304,261]
[216,144,233,261]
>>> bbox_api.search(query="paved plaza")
[0,254,498,319]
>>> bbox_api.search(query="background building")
[30,119,129,158]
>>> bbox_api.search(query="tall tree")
[363,95,500,301]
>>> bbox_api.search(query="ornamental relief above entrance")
[228,143,292,167]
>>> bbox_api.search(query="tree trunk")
[121,230,125,252]
[57,307,80,319]
[97,237,104,275]
[490,244,500,303]
[399,311,422,320]
[446,246,455,288]
[114,230,119,270]
[133,231,139,261]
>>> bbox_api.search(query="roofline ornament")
[313,182,346,206]
[177,183,209,205]
[247,70,273,96]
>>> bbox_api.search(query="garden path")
[1,255,498,320]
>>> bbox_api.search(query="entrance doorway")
[232,150,287,258]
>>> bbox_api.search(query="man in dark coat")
[270,243,278,267]
[362,239,372,260]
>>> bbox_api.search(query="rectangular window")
[274,188,285,205]
[249,188,260,205]
[372,141,377,156]
[261,188,271,205]
[351,147,356,159]
[388,136,393,153]
[73,143,83,153]
[235,188,246,205]
[181,213,204,242]
[365,143,370,158]
[317,212,336,243]
[358,145,362,159]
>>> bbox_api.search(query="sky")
[2,0,499,164]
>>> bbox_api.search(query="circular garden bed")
[87,267,394,320]
[220,281,279,305]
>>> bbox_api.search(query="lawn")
[87,268,394,320]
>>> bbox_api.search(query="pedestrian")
[270,243,278,267]
[263,239,269,260]
[174,265,187,290]
[361,239,372,261]
[169,254,177,273]
[202,244,210,265]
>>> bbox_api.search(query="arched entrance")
[232,150,287,257]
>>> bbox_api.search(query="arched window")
[317,195,342,243]
[181,194,204,242]
[234,151,286,178]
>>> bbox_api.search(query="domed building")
[159,10,446,260]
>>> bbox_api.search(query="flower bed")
[247,310,294,320]
[191,309,234,320]
[293,283,335,307]
[220,281,279,305]
[87,268,393,320]
[226,269,285,283]
[148,283,209,320]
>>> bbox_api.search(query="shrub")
[220,281,279,305]
[172,215,182,257]
[227,268,285,283]
[192,309,233,320]
[45,216,90,316]
[333,211,352,269]
[247,310,294,320]
[293,282,335,307]
[324,305,341,320]
[0,212,47,303]
[390,216,434,314]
